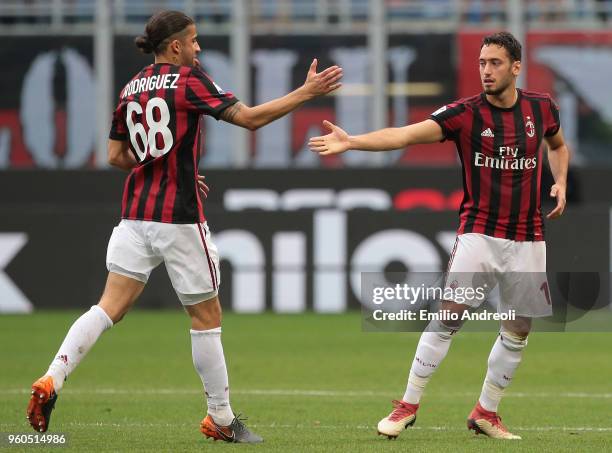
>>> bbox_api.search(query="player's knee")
[207,303,222,325]
[500,330,528,352]
[425,319,459,341]
[186,296,222,329]
[439,300,468,331]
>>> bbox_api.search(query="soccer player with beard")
[26,10,342,443]
[309,32,569,440]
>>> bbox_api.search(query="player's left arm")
[544,127,570,219]
[108,139,137,171]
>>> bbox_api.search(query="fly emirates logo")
[474,146,536,170]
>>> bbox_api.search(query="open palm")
[308,120,350,156]
[302,59,343,97]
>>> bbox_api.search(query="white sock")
[191,327,233,426]
[46,305,113,393]
[403,320,456,404]
[478,332,526,412]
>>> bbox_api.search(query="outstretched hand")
[308,120,351,156]
[302,59,343,98]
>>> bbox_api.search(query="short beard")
[483,79,511,96]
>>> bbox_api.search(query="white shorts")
[445,233,552,318]
[106,220,220,305]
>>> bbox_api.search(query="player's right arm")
[220,59,342,131]
[107,139,137,171]
[308,119,444,156]
[186,60,341,130]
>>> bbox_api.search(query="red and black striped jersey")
[430,88,561,241]
[109,63,238,223]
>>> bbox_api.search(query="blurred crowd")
[1,0,611,25]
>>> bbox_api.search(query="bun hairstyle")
[134,35,155,54]
[135,10,194,55]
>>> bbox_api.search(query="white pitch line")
[6,388,612,398]
[1,421,611,432]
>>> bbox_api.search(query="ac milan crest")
[525,116,535,138]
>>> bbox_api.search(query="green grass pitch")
[2,311,611,452]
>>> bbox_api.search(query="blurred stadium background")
[1,2,611,450]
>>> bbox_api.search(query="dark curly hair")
[481,31,522,62]
[134,10,194,55]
